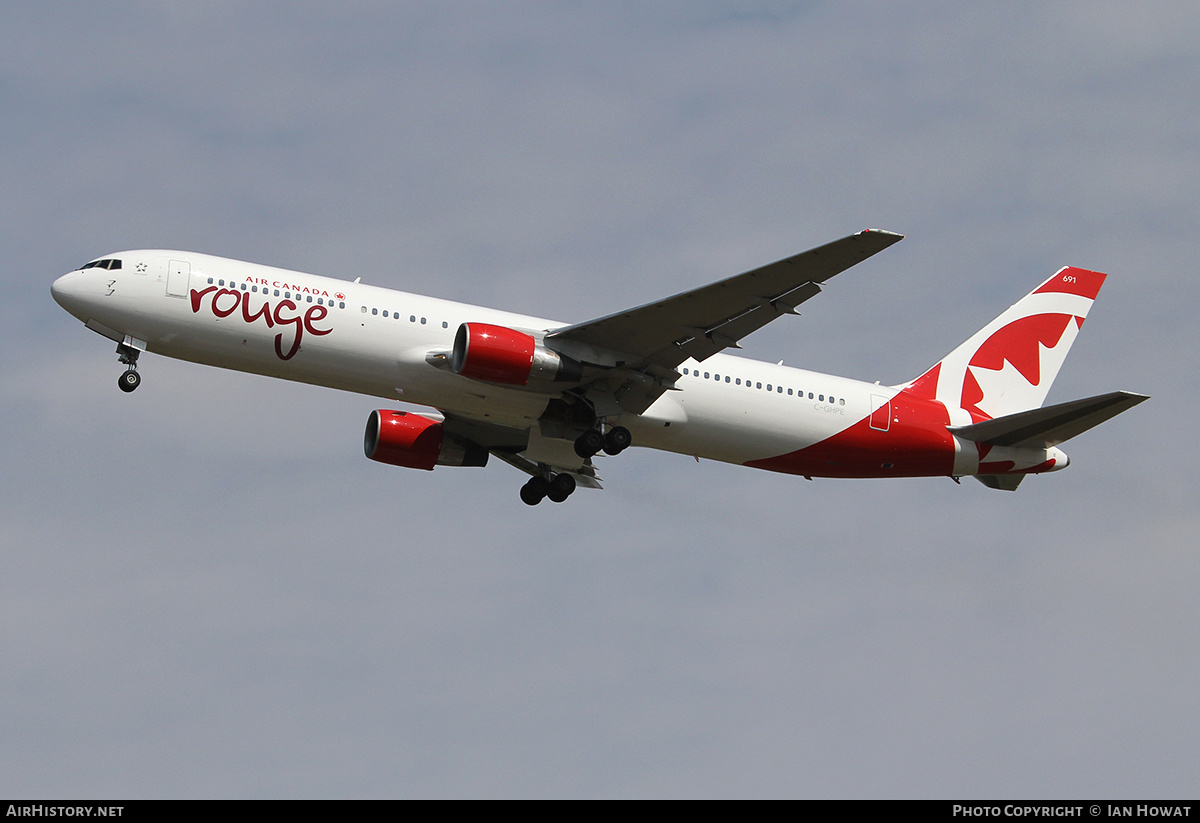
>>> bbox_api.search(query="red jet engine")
[364,410,488,470]
[451,323,581,385]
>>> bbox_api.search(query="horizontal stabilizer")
[950,390,1149,449]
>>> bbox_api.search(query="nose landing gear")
[118,369,141,393]
[116,341,142,393]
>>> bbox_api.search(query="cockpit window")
[80,258,122,270]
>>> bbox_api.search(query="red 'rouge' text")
[190,287,333,360]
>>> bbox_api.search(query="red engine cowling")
[363,410,488,470]
[451,323,581,385]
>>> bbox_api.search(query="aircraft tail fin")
[902,267,1107,421]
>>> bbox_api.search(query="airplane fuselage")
[51,248,1071,491]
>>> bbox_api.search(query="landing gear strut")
[116,342,141,393]
[520,472,577,506]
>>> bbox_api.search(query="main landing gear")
[521,472,577,506]
[521,423,632,506]
[116,342,141,393]
[573,425,631,459]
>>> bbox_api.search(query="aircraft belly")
[744,387,957,478]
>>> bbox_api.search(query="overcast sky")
[3,1,1197,798]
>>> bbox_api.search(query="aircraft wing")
[547,229,903,371]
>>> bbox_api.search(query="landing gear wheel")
[118,370,141,393]
[547,473,576,503]
[574,428,605,459]
[520,476,550,506]
[603,425,631,455]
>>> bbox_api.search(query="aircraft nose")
[51,270,87,316]
[51,271,73,304]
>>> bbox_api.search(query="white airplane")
[50,230,1146,504]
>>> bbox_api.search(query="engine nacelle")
[451,322,581,386]
[363,410,488,470]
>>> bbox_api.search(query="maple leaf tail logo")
[898,266,1106,420]
[959,313,1080,421]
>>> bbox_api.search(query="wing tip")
[858,228,905,241]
